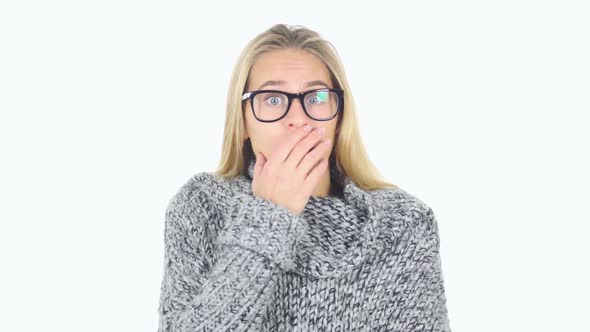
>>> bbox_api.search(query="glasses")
[242,88,344,122]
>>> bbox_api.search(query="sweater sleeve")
[393,207,452,332]
[157,181,307,332]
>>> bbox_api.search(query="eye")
[306,92,328,105]
[265,95,284,106]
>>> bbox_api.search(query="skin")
[243,48,339,198]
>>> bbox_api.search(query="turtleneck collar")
[233,158,390,279]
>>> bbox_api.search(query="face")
[243,48,339,163]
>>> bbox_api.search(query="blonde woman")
[157,24,452,331]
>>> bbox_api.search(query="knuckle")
[307,132,322,145]
[309,148,319,158]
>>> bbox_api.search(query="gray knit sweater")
[157,160,451,331]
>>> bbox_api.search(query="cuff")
[216,191,308,271]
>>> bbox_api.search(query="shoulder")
[162,172,228,243]
[167,172,214,208]
[371,186,433,215]
[166,171,245,218]
[166,171,234,219]
[370,186,437,235]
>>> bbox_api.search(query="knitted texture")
[157,160,452,331]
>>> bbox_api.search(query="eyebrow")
[257,80,330,90]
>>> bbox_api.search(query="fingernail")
[318,127,326,135]
[323,139,331,145]
[303,125,311,131]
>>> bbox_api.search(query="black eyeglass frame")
[241,88,344,123]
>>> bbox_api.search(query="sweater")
[157,159,452,331]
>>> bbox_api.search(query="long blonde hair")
[213,24,398,192]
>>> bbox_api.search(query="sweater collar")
[235,159,388,279]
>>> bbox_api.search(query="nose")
[284,97,310,127]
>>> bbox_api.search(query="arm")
[392,207,452,332]
[157,182,307,332]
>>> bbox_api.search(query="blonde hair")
[213,24,398,192]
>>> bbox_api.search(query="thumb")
[255,152,266,175]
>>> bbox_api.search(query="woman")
[157,24,452,331]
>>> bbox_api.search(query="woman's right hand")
[251,125,333,216]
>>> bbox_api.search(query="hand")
[251,125,332,216]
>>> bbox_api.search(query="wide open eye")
[257,92,286,107]
[306,91,329,105]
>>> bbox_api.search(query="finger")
[303,157,329,194]
[267,125,313,166]
[286,127,326,169]
[254,152,266,177]
[297,139,331,178]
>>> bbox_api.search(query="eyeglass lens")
[252,91,339,121]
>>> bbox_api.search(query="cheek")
[328,124,338,141]
[246,125,272,155]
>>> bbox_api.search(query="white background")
[1,1,588,331]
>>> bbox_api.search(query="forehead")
[249,49,332,90]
